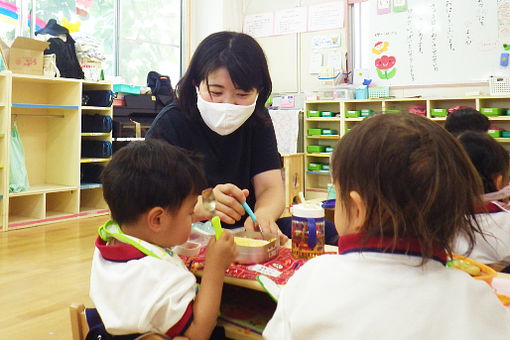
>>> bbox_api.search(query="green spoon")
[202,188,223,240]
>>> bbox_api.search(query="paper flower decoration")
[372,41,388,55]
[375,55,396,79]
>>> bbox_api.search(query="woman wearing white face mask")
[453,131,510,272]
[146,31,290,242]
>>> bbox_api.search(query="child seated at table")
[263,113,510,339]
[89,140,238,339]
[454,131,510,271]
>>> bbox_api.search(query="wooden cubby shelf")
[0,71,112,231]
[304,96,510,200]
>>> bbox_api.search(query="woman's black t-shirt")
[146,103,282,227]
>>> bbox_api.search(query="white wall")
[186,0,243,67]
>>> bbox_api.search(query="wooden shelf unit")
[0,71,10,230]
[0,72,112,231]
[80,81,113,217]
[304,96,510,200]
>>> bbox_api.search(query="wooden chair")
[69,303,173,340]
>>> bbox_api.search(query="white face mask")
[196,88,258,136]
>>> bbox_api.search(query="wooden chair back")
[69,303,172,340]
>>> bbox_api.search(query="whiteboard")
[365,0,510,86]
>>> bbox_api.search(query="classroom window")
[36,0,115,78]
[3,0,181,85]
[118,0,181,86]
[0,0,17,45]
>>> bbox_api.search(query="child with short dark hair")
[454,131,510,269]
[263,113,510,339]
[89,140,238,339]
[444,107,490,136]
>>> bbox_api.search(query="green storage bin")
[481,108,503,116]
[308,162,323,171]
[321,164,330,171]
[345,110,361,118]
[307,110,320,117]
[307,145,326,153]
[501,131,510,138]
[430,108,447,117]
[308,128,322,136]
[361,109,373,117]
[488,129,502,138]
[321,129,338,135]
[385,109,401,114]
[324,146,334,153]
[320,111,335,117]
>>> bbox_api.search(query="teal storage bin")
[321,164,330,171]
[320,111,335,117]
[308,128,322,136]
[501,131,510,138]
[307,145,326,153]
[345,110,361,118]
[481,108,503,116]
[324,146,334,153]
[430,108,447,117]
[113,84,142,94]
[321,129,338,135]
[355,87,368,100]
[361,109,373,117]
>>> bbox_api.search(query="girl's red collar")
[337,233,447,265]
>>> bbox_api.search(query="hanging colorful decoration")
[372,41,388,55]
[375,55,397,79]
[62,17,81,33]
[372,41,397,80]
[76,0,94,18]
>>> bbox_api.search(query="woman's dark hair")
[331,113,483,262]
[176,31,272,121]
[101,140,207,225]
[457,131,509,193]
[444,108,490,136]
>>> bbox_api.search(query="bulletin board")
[243,0,349,93]
[365,0,510,86]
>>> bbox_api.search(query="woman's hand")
[211,183,249,224]
[244,214,288,245]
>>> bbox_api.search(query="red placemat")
[182,247,313,285]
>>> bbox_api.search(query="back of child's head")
[457,131,509,193]
[444,108,490,136]
[331,113,483,259]
[101,140,207,225]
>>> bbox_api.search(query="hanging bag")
[9,122,30,192]
[147,71,174,108]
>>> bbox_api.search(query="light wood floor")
[0,215,110,339]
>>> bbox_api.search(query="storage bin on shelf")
[368,86,390,99]
[480,108,503,117]
[488,128,502,138]
[307,145,326,153]
[355,87,368,100]
[346,110,361,118]
[430,108,447,117]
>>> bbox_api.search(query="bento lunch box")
[234,231,280,264]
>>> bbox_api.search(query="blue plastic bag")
[9,122,29,192]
